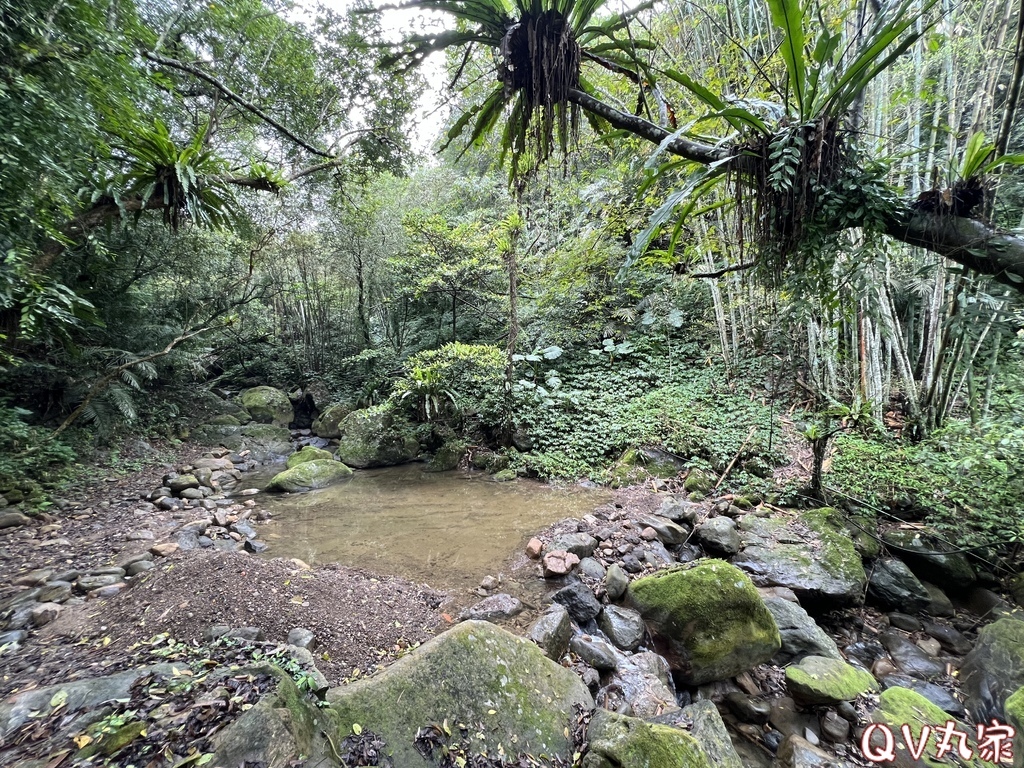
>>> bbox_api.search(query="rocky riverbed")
[4,393,1024,767]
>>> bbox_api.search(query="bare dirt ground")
[0,442,445,698]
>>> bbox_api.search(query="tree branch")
[569,88,1024,292]
[142,50,335,159]
[687,261,757,279]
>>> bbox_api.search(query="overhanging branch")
[143,50,334,159]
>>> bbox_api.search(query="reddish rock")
[640,527,658,541]
[542,550,580,578]
[149,542,179,558]
[526,538,544,559]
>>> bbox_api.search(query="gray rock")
[528,603,571,660]
[602,651,677,719]
[642,541,675,566]
[694,516,741,556]
[656,497,700,525]
[0,664,175,738]
[597,605,645,651]
[636,515,689,545]
[603,563,628,601]
[176,530,202,550]
[459,593,524,622]
[548,533,599,558]
[75,574,120,592]
[882,531,976,591]
[244,539,268,553]
[584,709,726,768]
[732,509,866,608]
[179,488,204,500]
[553,581,602,623]
[127,560,156,577]
[214,539,242,552]
[725,692,772,724]
[225,627,265,642]
[287,628,317,650]
[764,597,842,665]
[888,612,922,632]
[776,734,850,768]
[0,629,28,646]
[578,557,606,580]
[924,622,972,655]
[879,630,946,680]
[231,520,258,540]
[198,536,214,548]
[0,512,31,529]
[204,625,231,641]
[37,581,73,604]
[868,558,931,613]
[819,710,850,743]
[570,633,619,671]
[879,674,966,717]
[922,581,955,617]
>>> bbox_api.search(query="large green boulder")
[1004,686,1024,768]
[335,405,419,468]
[869,687,986,767]
[785,655,877,705]
[626,559,780,685]
[311,403,352,439]
[285,445,334,469]
[732,508,866,608]
[240,386,294,427]
[961,617,1024,721]
[582,710,716,768]
[192,423,244,451]
[326,620,592,767]
[267,460,352,493]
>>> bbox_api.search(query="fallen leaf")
[49,690,68,709]
[352,723,362,735]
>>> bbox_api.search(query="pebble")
[525,538,543,559]
[542,550,579,577]
[917,637,942,656]
[288,627,317,650]
[820,710,850,742]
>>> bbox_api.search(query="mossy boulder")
[267,460,352,493]
[209,413,242,427]
[285,445,334,469]
[869,687,986,768]
[785,655,877,705]
[683,468,714,495]
[240,386,294,427]
[960,617,1024,721]
[609,448,646,488]
[335,405,419,468]
[426,440,465,472]
[582,710,716,768]
[239,423,292,461]
[732,507,866,609]
[212,664,340,768]
[626,559,780,685]
[637,446,687,478]
[1004,686,1024,767]
[311,403,352,439]
[192,423,244,451]
[195,390,251,422]
[326,620,592,767]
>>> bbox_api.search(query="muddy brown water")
[254,463,611,611]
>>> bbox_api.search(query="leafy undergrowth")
[827,415,1024,550]
[510,347,784,485]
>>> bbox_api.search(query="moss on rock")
[870,687,986,768]
[240,386,294,427]
[267,460,352,493]
[785,655,877,705]
[285,446,334,469]
[582,710,715,768]
[335,405,419,468]
[312,403,352,439]
[426,440,465,472]
[325,620,592,768]
[627,559,780,685]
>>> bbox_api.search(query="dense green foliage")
[2,0,1024,563]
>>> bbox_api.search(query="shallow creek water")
[253,463,611,609]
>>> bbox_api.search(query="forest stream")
[253,464,611,609]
